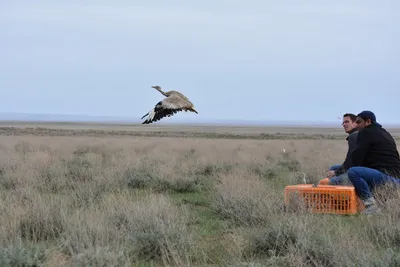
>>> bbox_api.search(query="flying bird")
[141,85,198,124]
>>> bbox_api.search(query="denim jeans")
[330,164,342,171]
[347,166,400,200]
[329,164,350,185]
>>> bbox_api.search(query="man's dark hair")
[343,113,357,122]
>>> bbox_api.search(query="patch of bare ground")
[0,133,399,266]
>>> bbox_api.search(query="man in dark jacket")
[347,110,400,214]
[326,113,359,185]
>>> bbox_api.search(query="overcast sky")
[1,1,399,124]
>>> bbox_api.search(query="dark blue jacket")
[351,123,400,178]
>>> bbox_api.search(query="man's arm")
[351,130,372,167]
[333,132,359,176]
[341,132,359,172]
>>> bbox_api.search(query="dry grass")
[0,131,399,266]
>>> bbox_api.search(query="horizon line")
[1,112,399,127]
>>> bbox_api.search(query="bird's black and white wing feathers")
[141,95,188,124]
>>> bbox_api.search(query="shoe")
[363,197,376,206]
[361,197,382,215]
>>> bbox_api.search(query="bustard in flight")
[141,85,198,124]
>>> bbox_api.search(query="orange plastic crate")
[284,184,364,215]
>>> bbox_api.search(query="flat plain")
[2,121,400,139]
[0,122,399,266]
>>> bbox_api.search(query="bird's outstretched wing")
[141,95,197,124]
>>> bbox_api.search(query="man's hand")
[319,178,330,185]
[326,170,335,178]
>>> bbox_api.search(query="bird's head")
[151,85,161,90]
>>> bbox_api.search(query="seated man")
[325,113,359,185]
[347,110,400,214]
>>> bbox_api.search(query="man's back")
[334,129,358,176]
[344,129,358,169]
[352,123,400,177]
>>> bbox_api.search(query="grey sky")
[1,1,399,124]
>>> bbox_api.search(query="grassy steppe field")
[0,123,399,266]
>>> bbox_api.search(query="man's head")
[356,110,380,130]
[342,113,358,133]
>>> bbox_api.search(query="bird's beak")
[151,86,156,88]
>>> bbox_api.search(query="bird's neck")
[156,88,168,96]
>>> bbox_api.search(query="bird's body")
[141,86,198,124]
